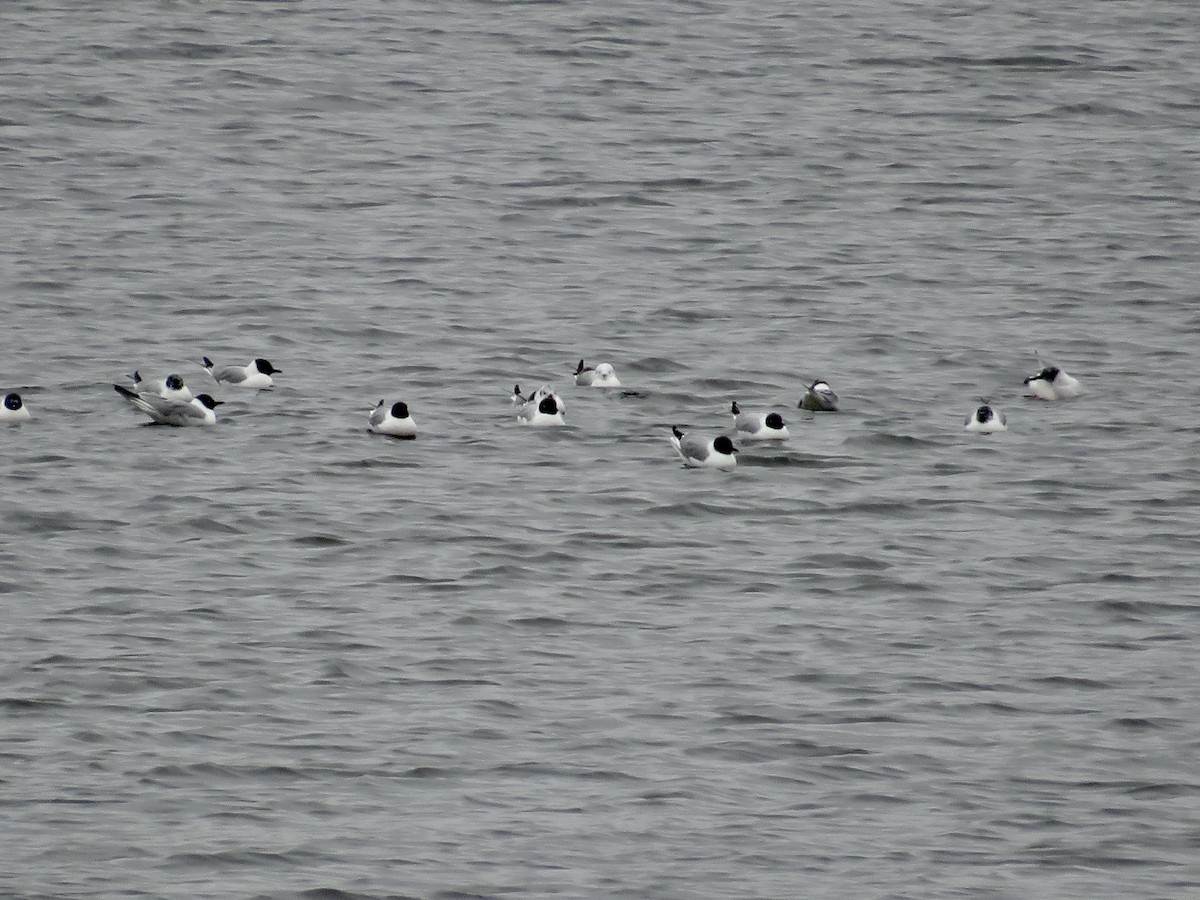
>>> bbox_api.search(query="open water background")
[2,1,1199,897]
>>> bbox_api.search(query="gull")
[964,401,1008,433]
[202,356,281,389]
[1,392,31,423]
[129,371,193,402]
[670,425,737,468]
[1024,365,1081,400]
[368,400,417,439]
[731,401,789,441]
[516,386,566,426]
[574,359,621,387]
[114,384,223,426]
[799,380,839,412]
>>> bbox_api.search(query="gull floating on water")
[512,383,566,410]
[368,400,417,439]
[574,359,621,387]
[516,385,566,426]
[964,401,1008,433]
[670,425,737,468]
[1024,365,1081,401]
[731,401,789,441]
[129,371,193,402]
[799,380,839,412]
[114,384,223,426]
[202,356,281,389]
[1,392,31,423]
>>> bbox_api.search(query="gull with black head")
[731,401,789,441]
[114,384,223,426]
[670,425,737,469]
[368,400,417,439]
[516,385,566,426]
[964,400,1008,434]
[1023,364,1081,401]
[129,371,193,402]
[1,392,31,423]
[202,356,281,389]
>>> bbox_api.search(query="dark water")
[4,1,1200,897]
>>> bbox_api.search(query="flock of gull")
[0,356,1083,469]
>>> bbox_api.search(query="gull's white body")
[670,426,737,468]
[203,356,280,389]
[1,393,30,423]
[1024,366,1081,401]
[575,360,621,387]
[368,400,417,438]
[114,385,221,426]
[517,386,566,426]
[130,371,193,402]
[964,404,1008,433]
[731,402,790,441]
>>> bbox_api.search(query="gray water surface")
[3,2,1199,897]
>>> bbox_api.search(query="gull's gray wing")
[117,385,201,425]
[679,435,711,462]
[734,412,762,434]
[213,365,247,384]
[802,385,839,411]
[140,394,209,425]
